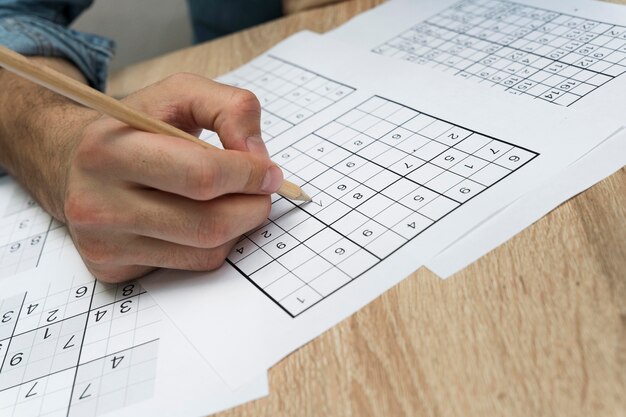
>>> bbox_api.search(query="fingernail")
[246,135,269,156]
[261,165,283,193]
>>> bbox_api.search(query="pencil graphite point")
[298,190,312,202]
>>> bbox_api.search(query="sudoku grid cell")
[0,190,70,279]
[199,55,355,145]
[0,278,160,417]
[227,95,538,317]
[372,0,626,106]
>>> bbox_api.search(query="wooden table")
[108,2,626,416]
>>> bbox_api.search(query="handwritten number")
[47,309,58,323]
[75,286,88,298]
[10,352,23,366]
[111,355,124,369]
[122,284,135,297]
[120,300,132,314]
[1,311,14,323]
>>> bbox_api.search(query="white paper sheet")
[329,0,626,122]
[0,179,75,279]
[326,0,626,277]
[141,31,623,387]
[0,262,269,417]
[0,181,269,417]
[425,127,626,278]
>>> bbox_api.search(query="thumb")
[205,148,284,198]
[122,73,268,156]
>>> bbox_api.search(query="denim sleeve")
[0,0,115,91]
[0,0,115,176]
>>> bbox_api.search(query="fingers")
[95,131,282,199]
[65,185,269,282]
[84,238,237,283]
[66,73,284,284]
[120,190,270,248]
[78,73,282,199]
[130,237,236,271]
[86,264,156,284]
[124,73,268,156]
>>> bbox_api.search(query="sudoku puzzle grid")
[228,95,538,317]
[0,189,72,279]
[0,278,160,417]
[200,55,355,145]
[372,0,626,106]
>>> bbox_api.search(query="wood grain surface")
[108,1,626,416]
[283,0,346,15]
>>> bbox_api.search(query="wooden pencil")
[0,45,311,202]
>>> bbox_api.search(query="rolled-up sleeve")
[0,0,115,91]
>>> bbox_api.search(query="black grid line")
[0,279,160,417]
[0,339,158,396]
[0,293,26,374]
[1,291,148,341]
[227,95,539,317]
[201,55,356,145]
[372,0,626,107]
[0,206,54,276]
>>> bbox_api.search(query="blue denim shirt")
[0,0,281,175]
[0,0,115,90]
[0,0,283,91]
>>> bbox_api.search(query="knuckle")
[78,238,120,266]
[64,190,95,227]
[200,251,226,271]
[89,266,141,284]
[185,158,220,200]
[258,196,272,222]
[162,72,199,88]
[248,196,272,227]
[74,126,112,172]
[91,270,125,284]
[64,190,123,228]
[244,158,263,190]
[196,215,229,248]
[231,88,261,114]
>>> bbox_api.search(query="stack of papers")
[1,0,624,415]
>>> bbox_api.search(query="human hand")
[61,73,282,282]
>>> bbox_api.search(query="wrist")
[0,100,99,222]
[0,57,98,222]
[39,108,101,222]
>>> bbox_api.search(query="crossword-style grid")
[372,0,626,106]
[228,95,538,317]
[0,188,71,279]
[0,277,161,417]
[200,55,355,146]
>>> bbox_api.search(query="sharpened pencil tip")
[298,191,312,202]
[276,180,311,202]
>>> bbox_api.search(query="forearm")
[0,57,99,221]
